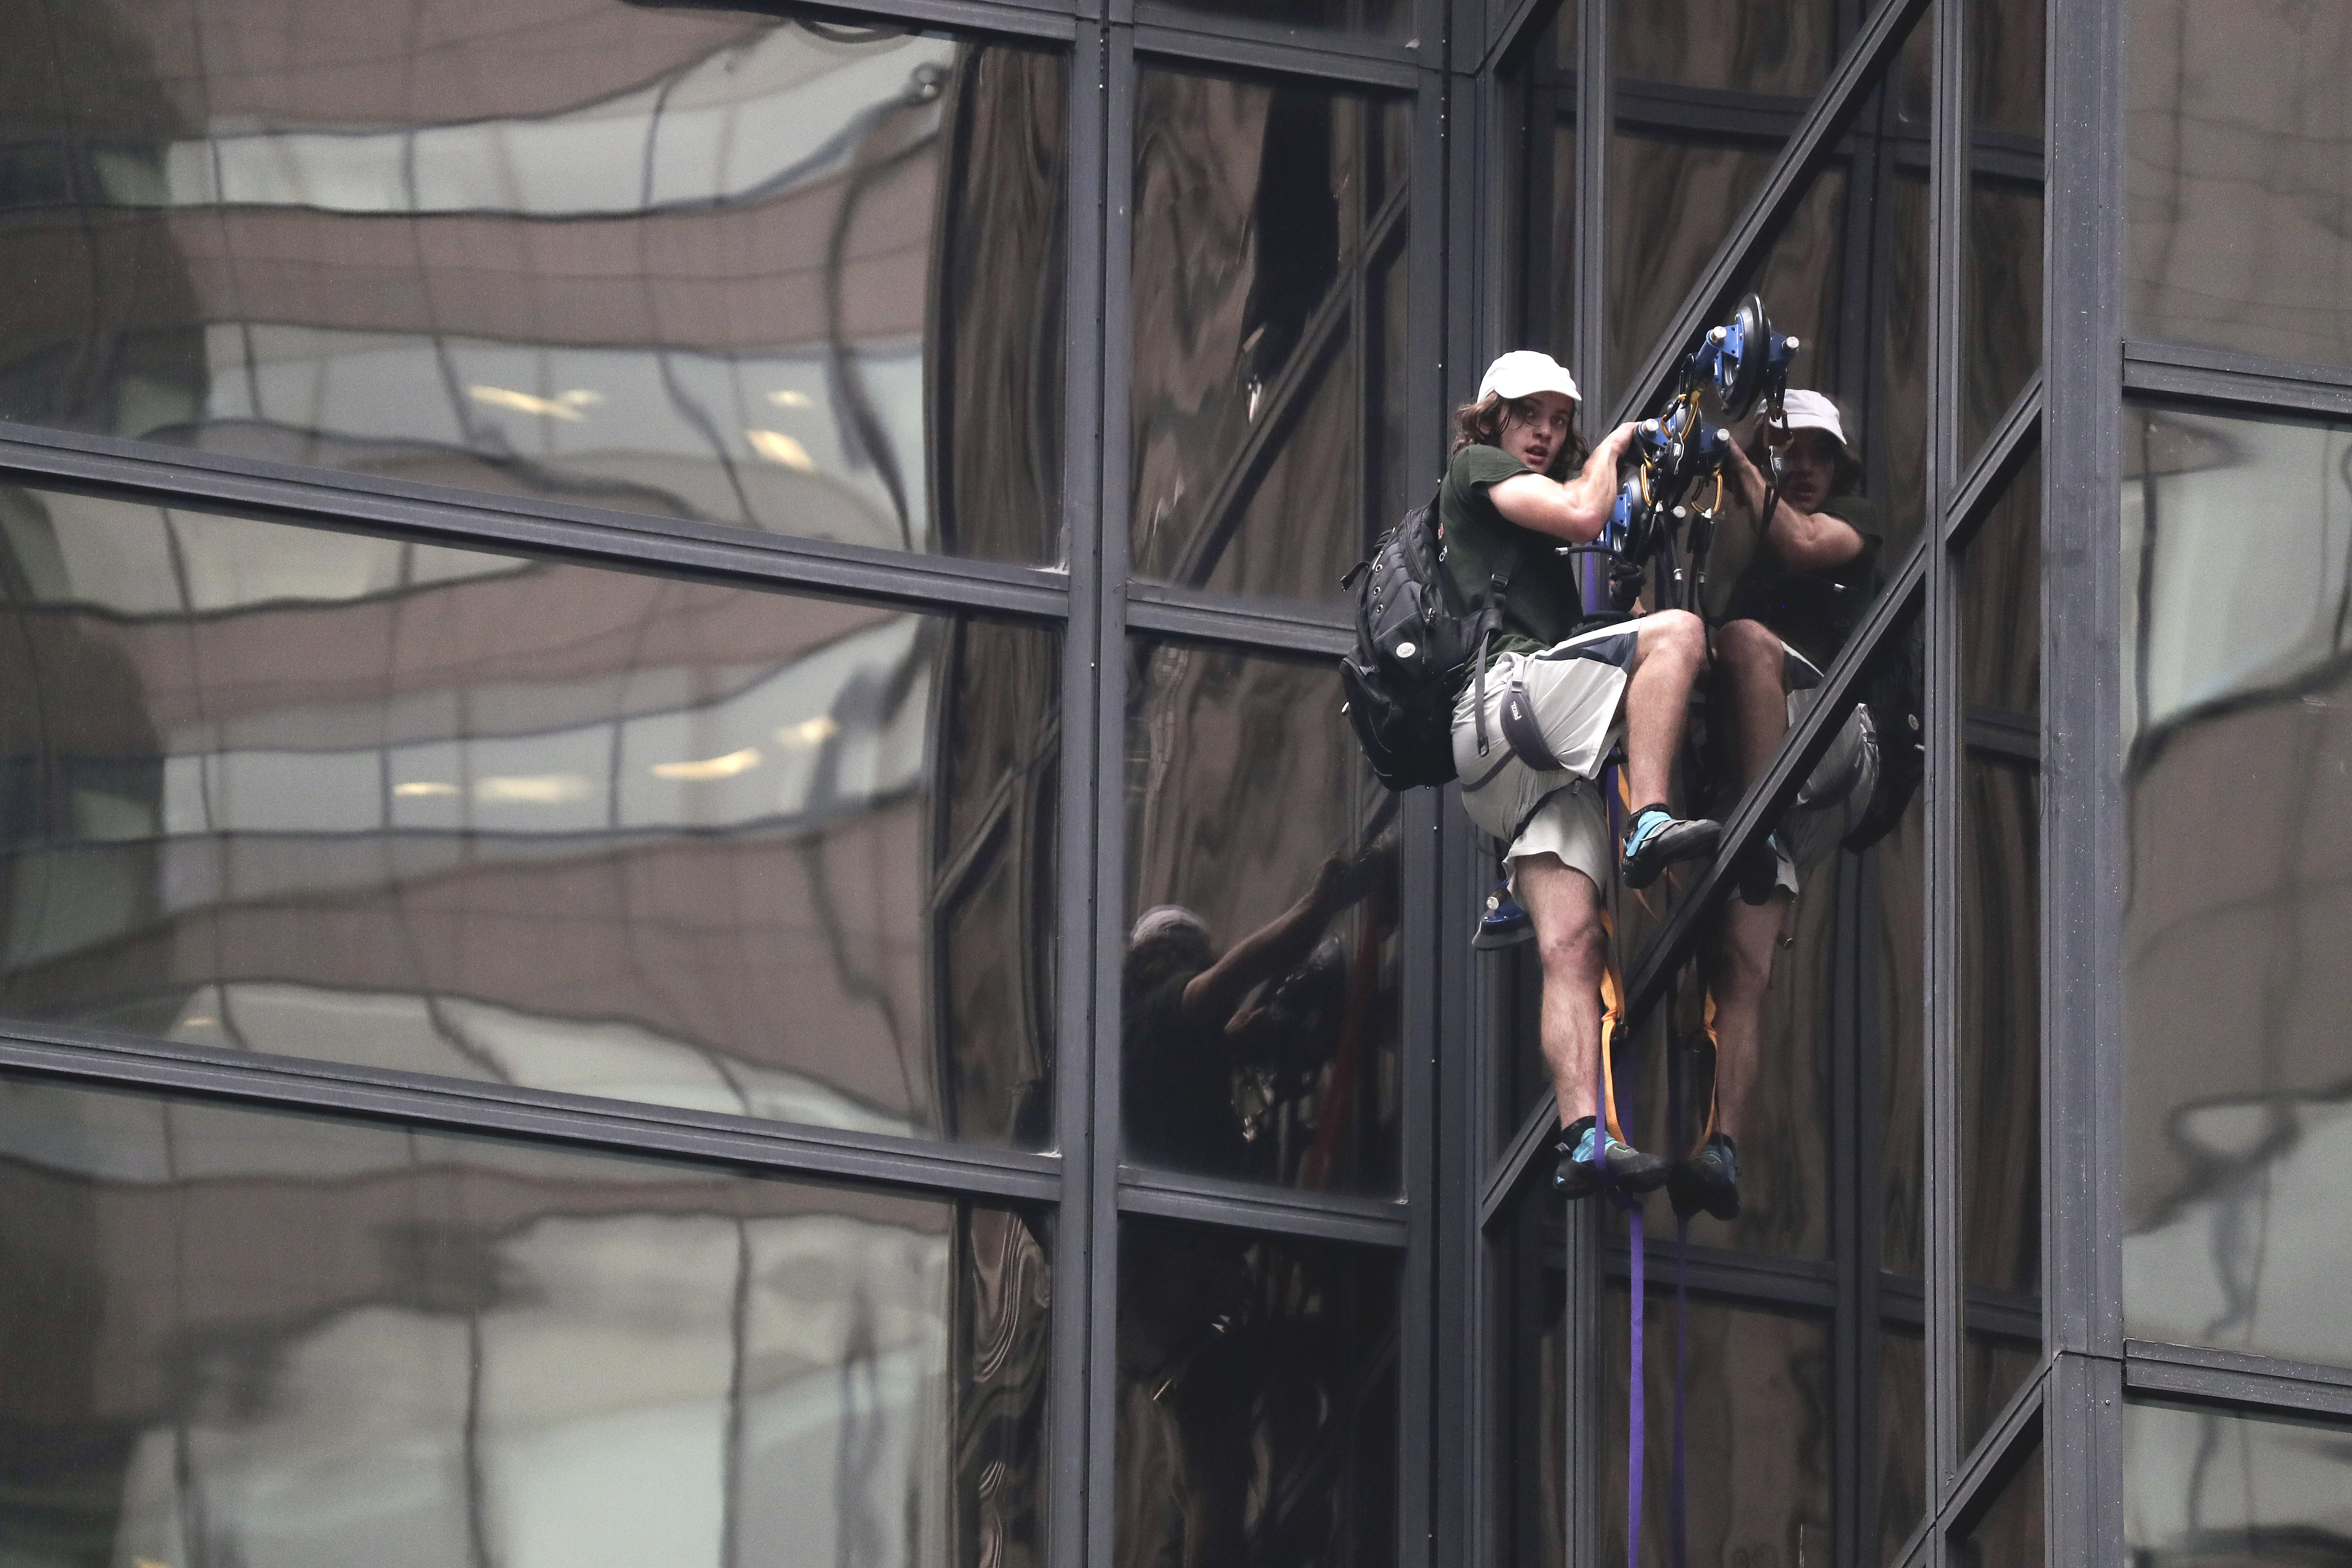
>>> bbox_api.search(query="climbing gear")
[1620,802,1721,889]
[1473,882,1536,949]
[1339,489,1520,791]
[1556,1118,1670,1198]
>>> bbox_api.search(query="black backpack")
[1339,487,1519,791]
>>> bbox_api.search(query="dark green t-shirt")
[1721,491,1886,668]
[1437,444,1592,662]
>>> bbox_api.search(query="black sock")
[1562,1115,1596,1147]
[1715,1133,1738,1156]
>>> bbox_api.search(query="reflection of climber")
[1682,390,1884,1219]
[1122,839,1394,1180]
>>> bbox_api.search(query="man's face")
[1498,390,1576,474]
[1771,428,1844,512]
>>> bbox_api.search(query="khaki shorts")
[1450,622,1642,900]
[1744,634,1881,897]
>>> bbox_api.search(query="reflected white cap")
[1478,350,1580,406]
[1128,904,1210,950]
[1778,389,1852,454]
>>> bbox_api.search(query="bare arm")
[1180,853,1363,1026]
[1726,441,1867,570]
[1486,423,1639,545]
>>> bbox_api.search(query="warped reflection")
[0,1077,1051,1568]
[2122,407,2352,1368]
[0,486,1060,1147]
[0,7,1065,560]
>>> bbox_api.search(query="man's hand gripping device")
[1602,293,1801,614]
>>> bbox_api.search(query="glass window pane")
[2121,405,2352,1366]
[1879,793,1929,1277]
[1959,456,2043,1448]
[1615,0,1836,97]
[2128,1402,2352,1560]
[1115,1219,1397,1568]
[0,1075,1051,1568]
[2129,0,2352,364]
[1963,0,2046,458]
[1142,0,1411,40]
[1877,1324,1927,1563]
[1600,1289,1832,1566]
[1130,70,1410,606]
[1502,4,1577,362]
[0,8,1065,562]
[1122,639,1399,1193]
[1952,1440,2043,1568]
[0,487,1059,1148]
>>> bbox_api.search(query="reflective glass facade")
[4,0,2318,1561]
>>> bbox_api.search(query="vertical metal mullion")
[2041,0,2127,1556]
[1560,6,1608,1566]
[1923,0,1966,1560]
[1831,849,1869,1568]
[1084,28,1137,1568]
[1046,22,1109,1568]
[1399,59,1449,1568]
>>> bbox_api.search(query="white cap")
[1478,350,1580,406]
[1128,904,1210,950]
[1778,389,1851,454]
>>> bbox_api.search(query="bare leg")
[1709,893,1786,1142]
[1516,852,1606,1128]
[1619,609,1710,808]
[1706,617,1796,1145]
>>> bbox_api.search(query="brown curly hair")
[1451,392,1588,480]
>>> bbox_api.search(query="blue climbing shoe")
[1619,802,1721,889]
[1668,1133,1743,1221]
[1555,1118,1671,1199]
[1473,884,1535,950]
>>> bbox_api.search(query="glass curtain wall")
[2116,0,2352,1554]
[1478,0,2047,1561]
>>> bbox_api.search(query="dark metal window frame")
[0,5,1454,1568]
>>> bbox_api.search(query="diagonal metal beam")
[1608,0,1931,424]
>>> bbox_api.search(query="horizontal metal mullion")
[1124,586,1354,656]
[1944,375,2044,547]
[2124,340,2352,422]
[0,1019,1061,1204]
[2125,1339,2352,1424]
[797,0,1082,40]
[1943,1362,2049,1537]
[1613,81,1807,143]
[1610,0,1931,424]
[1115,1164,1410,1247]
[1595,1239,1839,1312]
[0,422,1070,622]
[1127,20,1426,88]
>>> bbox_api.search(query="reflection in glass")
[1122,640,1399,1194]
[1952,1441,2043,1568]
[1959,456,2043,1445]
[1503,3,1577,367]
[1144,0,1408,39]
[1877,1325,1927,1563]
[2127,1402,2352,1561]
[2120,406,2352,1366]
[0,1076,1052,1568]
[1963,0,2045,456]
[1114,1219,1397,1568]
[1502,1255,1568,1568]
[0,487,1059,1147]
[1130,70,1410,606]
[1614,0,1835,96]
[2129,1,2352,365]
[0,7,1065,561]
[1880,793,1929,1276]
[1606,137,1779,399]
[1601,1289,1831,1566]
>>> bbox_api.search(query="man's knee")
[1534,903,1606,986]
[1715,617,1780,675]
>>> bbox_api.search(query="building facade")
[0,0,2335,1563]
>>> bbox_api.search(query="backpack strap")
[1471,542,1522,756]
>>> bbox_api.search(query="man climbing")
[1443,350,1718,1197]
[1678,388,1885,1219]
